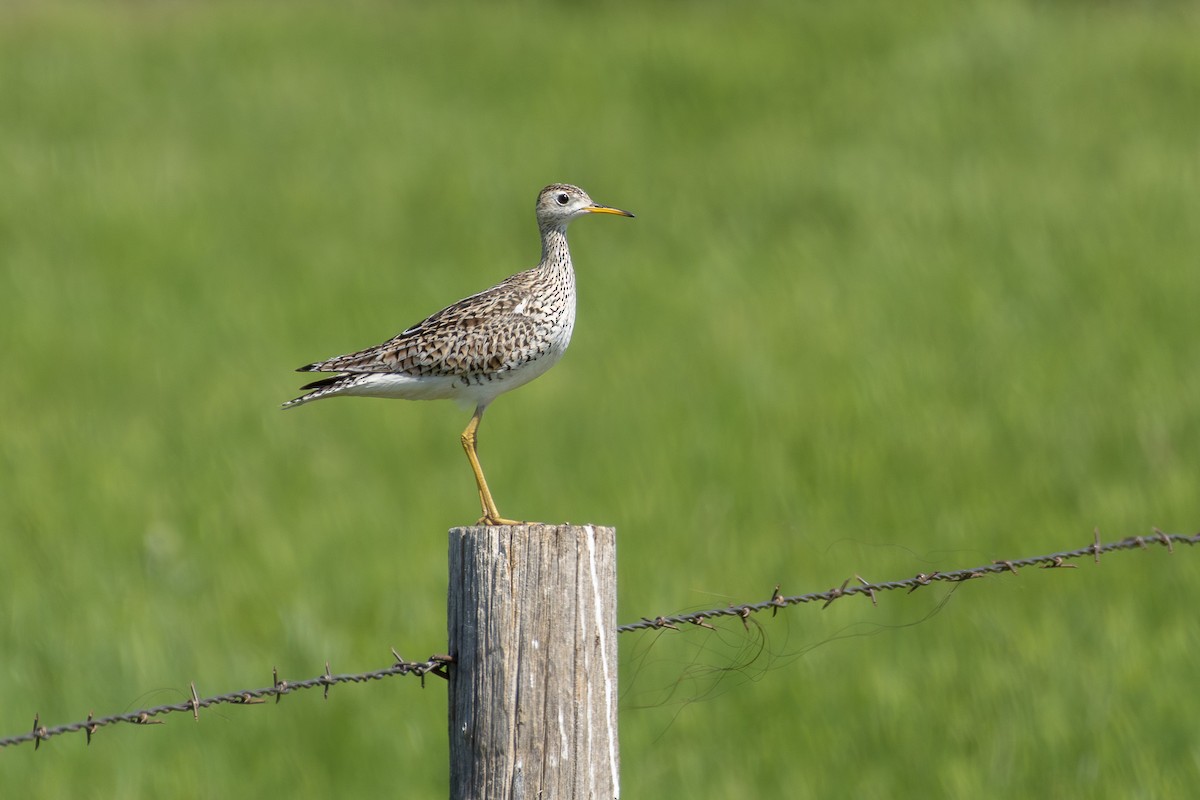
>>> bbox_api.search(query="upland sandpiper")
[284,183,633,526]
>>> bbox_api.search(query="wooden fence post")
[448,524,619,800]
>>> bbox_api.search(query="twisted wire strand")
[1,654,450,750]
[617,529,1197,633]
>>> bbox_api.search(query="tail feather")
[282,373,367,410]
[298,374,347,391]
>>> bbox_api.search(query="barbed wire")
[3,528,1195,751]
[618,528,1198,633]
[0,651,451,751]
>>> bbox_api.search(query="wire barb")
[855,575,878,607]
[273,667,288,704]
[822,579,850,609]
[31,714,46,751]
[907,572,938,593]
[322,662,334,700]
[737,606,752,630]
[1153,527,1175,554]
[770,584,785,617]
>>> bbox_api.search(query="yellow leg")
[461,405,521,526]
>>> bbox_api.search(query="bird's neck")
[538,226,573,277]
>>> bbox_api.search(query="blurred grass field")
[2,0,1198,796]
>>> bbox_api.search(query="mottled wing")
[300,268,556,379]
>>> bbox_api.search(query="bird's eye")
[555,193,569,205]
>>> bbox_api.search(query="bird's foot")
[475,514,531,527]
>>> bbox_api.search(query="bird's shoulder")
[405,267,542,336]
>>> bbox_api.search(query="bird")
[283,183,634,526]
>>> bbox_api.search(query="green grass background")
[3,0,1198,796]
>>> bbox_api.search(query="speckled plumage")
[285,183,633,525]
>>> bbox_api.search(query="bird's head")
[536,184,634,231]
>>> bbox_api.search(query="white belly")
[340,340,569,409]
